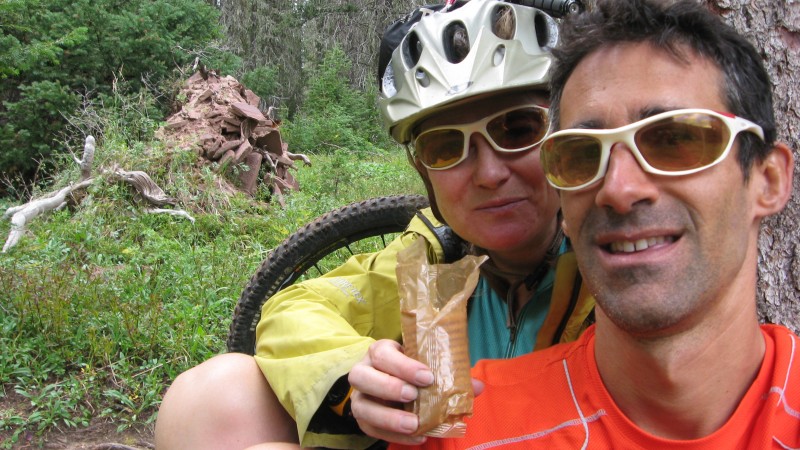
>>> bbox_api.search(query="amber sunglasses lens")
[635,112,730,171]
[414,129,466,169]
[486,107,548,150]
[541,135,603,188]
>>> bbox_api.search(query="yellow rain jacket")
[254,208,594,449]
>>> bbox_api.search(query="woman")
[154,1,593,449]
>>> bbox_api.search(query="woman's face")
[415,91,561,267]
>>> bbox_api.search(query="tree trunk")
[706,0,800,332]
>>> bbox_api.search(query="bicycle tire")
[227,194,431,354]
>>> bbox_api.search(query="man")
[388,0,799,448]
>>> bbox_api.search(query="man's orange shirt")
[392,324,800,449]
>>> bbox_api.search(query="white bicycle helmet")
[379,0,559,144]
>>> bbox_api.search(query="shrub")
[282,46,396,155]
[0,0,233,193]
[241,66,279,107]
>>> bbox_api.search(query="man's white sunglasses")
[540,108,764,191]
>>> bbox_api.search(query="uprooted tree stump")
[157,70,310,207]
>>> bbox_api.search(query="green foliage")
[282,46,395,155]
[241,66,279,104]
[0,80,81,179]
[0,5,428,442]
[286,148,422,215]
[303,46,359,113]
[199,43,243,77]
[0,84,423,443]
[0,0,233,189]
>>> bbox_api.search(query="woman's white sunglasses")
[412,104,549,170]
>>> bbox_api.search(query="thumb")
[471,378,485,397]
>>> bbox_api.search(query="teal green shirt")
[466,267,555,365]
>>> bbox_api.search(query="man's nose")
[594,143,659,213]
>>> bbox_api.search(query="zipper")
[505,299,529,358]
[504,278,526,358]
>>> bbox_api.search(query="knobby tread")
[227,194,430,354]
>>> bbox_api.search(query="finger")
[350,390,427,445]
[349,361,419,403]
[367,340,434,387]
[472,378,485,397]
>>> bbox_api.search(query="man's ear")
[752,142,794,218]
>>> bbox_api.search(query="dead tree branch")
[2,178,94,253]
[285,150,311,166]
[3,136,193,253]
[79,136,96,181]
[109,167,177,207]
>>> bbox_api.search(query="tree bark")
[705,0,800,332]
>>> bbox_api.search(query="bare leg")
[155,352,299,449]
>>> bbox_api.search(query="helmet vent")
[382,63,397,98]
[491,5,515,40]
[402,32,423,68]
[493,45,506,67]
[534,12,558,50]
[443,22,470,64]
[415,69,430,87]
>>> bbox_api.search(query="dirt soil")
[3,422,154,450]
[1,390,154,450]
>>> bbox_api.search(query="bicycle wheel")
[227,194,431,354]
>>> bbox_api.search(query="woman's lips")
[474,197,525,211]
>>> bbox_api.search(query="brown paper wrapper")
[397,238,488,438]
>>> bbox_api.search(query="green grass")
[0,124,423,447]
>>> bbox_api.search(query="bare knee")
[155,353,298,450]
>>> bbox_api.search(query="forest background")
[0,0,798,447]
